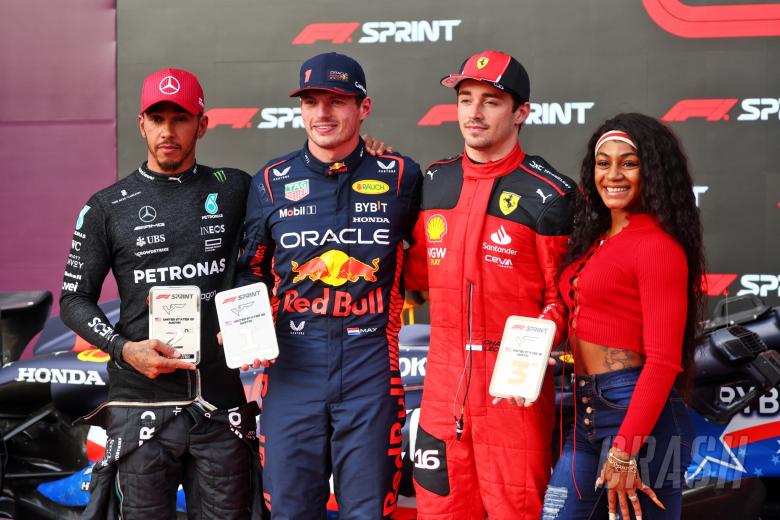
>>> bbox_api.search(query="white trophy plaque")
[148,285,201,364]
[489,316,556,403]
[216,282,279,368]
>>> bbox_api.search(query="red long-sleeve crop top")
[559,213,688,455]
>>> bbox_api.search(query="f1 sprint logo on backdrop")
[205,107,302,129]
[418,102,595,126]
[206,104,596,129]
[292,20,462,45]
[662,98,780,122]
[703,274,780,298]
[642,0,780,38]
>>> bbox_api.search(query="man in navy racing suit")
[236,52,422,519]
[59,68,260,519]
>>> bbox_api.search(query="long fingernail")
[608,513,617,520]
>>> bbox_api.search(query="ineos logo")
[138,206,157,223]
[159,76,181,95]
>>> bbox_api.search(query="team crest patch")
[329,70,349,82]
[499,191,521,215]
[477,56,489,69]
[285,180,310,202]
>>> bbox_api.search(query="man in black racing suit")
[59,68,260,519]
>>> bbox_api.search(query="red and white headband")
[594,130,637,157]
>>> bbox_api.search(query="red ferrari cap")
[140,68,205,116]
[441,50,530,102]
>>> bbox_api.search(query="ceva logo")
[292,20,462,45]
[662,98,780,122]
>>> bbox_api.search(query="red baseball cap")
[441,50,530,102]
[140,68,205,116]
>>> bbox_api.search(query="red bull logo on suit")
[290,249,379,286]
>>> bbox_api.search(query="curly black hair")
[562,113,705,394]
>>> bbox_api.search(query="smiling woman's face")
[594,140,642,214]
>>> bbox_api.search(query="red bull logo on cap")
[290,249,379,286]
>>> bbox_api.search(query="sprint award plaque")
[215,282,278,368]
[489,316,556,403]
[148,286,201,364]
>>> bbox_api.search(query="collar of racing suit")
[461,143,525,180]
[137,161,199,184]
[301,138,366,176]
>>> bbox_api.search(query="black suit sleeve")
[59,196,129,363]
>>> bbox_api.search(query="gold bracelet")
[607,450,638,473]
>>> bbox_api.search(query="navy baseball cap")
[290,52,367,97]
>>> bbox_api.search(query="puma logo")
[536,189,552,204]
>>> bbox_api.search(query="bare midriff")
[572,336,644,375]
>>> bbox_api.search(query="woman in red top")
[541,113,705,520]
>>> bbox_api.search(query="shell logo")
[352,180,389,195]
[426,214,448,242]
[77,348,110,363]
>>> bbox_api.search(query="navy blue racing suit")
[237,140,421,519]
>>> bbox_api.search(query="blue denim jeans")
[542,367,693,519]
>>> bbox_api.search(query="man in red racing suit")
[405,50,575,519]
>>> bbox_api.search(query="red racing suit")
[405,144,574,519]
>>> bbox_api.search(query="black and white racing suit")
[60,163,261,519]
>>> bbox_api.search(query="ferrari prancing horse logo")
[476,57,489,69]
[499,191,521,215]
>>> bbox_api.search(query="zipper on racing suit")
[453,282,474,440]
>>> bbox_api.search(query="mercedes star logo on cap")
[138,205,157,223]
[159,76,181,95]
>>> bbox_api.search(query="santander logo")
[490,225,512,245]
